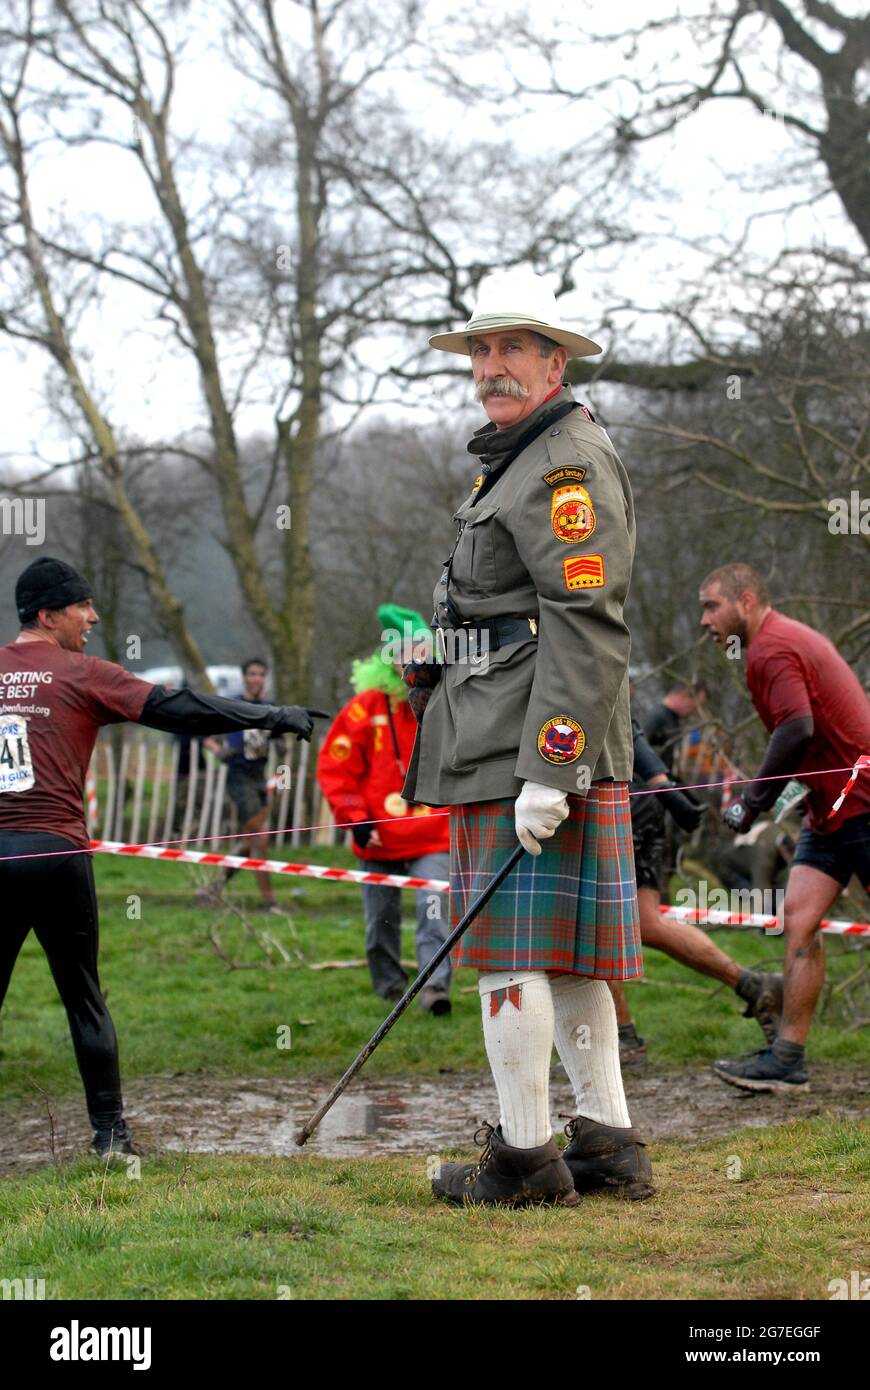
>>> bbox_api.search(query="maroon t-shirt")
[745,610,870,834]
[0,641,152,850]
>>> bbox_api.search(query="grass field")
[2,847,867,1094]
[1,847,868,1301]
[1,1123,867,1300]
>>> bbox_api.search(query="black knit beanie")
[15,557,93,623]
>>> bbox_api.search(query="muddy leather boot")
[432,1122,579,1208]
[563,1116,655,1200]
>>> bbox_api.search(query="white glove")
[515,781,569,856]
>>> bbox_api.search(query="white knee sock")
[478,970,553,1148]
[550,974,631,1128]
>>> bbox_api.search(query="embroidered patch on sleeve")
[563,554,605,590]
[542,464,587,487]
[329,734,352,761]
[537,716,586,765]
[551,484,596,544]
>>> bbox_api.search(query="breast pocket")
[450,504,500,597]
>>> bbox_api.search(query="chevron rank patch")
[551,483,596,544]
[542,464,586,487]
[563,553,605,590]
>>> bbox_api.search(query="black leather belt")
[436,615,538,665]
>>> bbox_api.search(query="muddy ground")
[1,1064,867,1174]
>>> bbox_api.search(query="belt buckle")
[528,617,538,637]
[469,627,488,665]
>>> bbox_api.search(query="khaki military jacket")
[404,386,635,806]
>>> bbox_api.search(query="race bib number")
[243,728,270,760]
[0,717,35,794]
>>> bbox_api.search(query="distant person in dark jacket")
[197,658,285,914]
[608,717,784,1067]
[643,681,709,776]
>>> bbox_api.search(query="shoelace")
[464,1122,496,1185]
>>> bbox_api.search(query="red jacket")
[317,688,448,860]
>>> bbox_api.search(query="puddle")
[1,1065,867,1173]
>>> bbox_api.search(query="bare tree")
[1,0,628,697]
[459,0,869,252]
[619,281,870,722]
[0,5,211,679]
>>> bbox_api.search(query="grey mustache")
[476,376,529,402]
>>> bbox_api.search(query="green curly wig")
[348,603,430,698]
[350,651,409,699]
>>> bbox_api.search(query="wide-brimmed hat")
[429,270,602,359]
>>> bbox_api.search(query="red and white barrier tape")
[827,754,870,820]
[657,904,868,937]
[90,839,445,892]
[89,839,869,936]
[85,768,99,832]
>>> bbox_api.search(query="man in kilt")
[403,271,653,1207]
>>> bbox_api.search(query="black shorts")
[793,811,870,889]
[631,793,665,893]
[227,766,267,824]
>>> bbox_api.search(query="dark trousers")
[361,852,452,997]
[0,831,123,1131]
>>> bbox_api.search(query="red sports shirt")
[745,610,870,833]
[0,640,152,850]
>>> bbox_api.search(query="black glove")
[402,659,442,690]
[402,661,442,726]
[270,706,331,742]
[722,797,757,834]
[659,782,705,833]
[351,822,374,850]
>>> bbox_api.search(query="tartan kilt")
[449,783,642,978]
